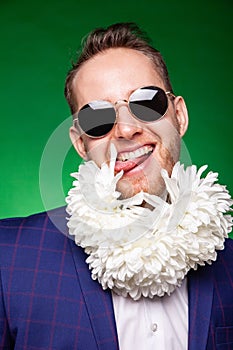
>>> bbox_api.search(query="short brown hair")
[64,22,173,114]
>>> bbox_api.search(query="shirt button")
[151,323,158,333]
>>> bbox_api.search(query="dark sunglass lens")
[129,87,168,122]
[78,103,116,137]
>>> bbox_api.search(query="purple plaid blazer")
[0,207,233,349]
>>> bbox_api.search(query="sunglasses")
[73,86,175,138]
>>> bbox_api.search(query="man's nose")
[113,105,143,139]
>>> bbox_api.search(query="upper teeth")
[117,146,153,161]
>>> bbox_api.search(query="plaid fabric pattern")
[188,238,233,350]
[0,208,119,350]
[0,207,233,349]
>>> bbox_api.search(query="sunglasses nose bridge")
[113,99,130,121]
[114,99,128,109]
[114,99,134,122]
[113,100,143,139]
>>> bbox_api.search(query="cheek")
[148,116,180,146]
[149,119,181,171]
[156,146,177,176]
[83,138,110,166]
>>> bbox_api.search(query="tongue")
[115,152,151,173]
[115,159,138,173]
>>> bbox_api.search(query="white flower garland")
[66,145,233,300]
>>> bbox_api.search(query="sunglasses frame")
[73,86,176,139]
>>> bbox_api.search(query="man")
[0,23,232,350]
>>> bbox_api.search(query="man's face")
[70,48,188,198]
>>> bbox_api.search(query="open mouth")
[115,145,154,173]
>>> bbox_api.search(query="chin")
[116,174,166,199]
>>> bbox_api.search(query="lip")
[114,144,155,174]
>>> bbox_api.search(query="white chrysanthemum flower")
[66,145,233,300]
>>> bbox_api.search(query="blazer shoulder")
[217,237,233,268]
[0,205,67,230]
[207,237,233,287]
[0,207,69,262]
[225,236,233,249]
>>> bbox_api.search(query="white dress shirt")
[112,279,188,350]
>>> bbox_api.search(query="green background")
[0,0,232,220]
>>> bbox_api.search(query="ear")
[69,126,89,160]
[174,96,189,137]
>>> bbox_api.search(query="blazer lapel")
[188,265,214,350]
[68,239,119,350]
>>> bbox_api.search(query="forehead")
[72,48,165,106]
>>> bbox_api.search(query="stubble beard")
[116,138,181,200]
